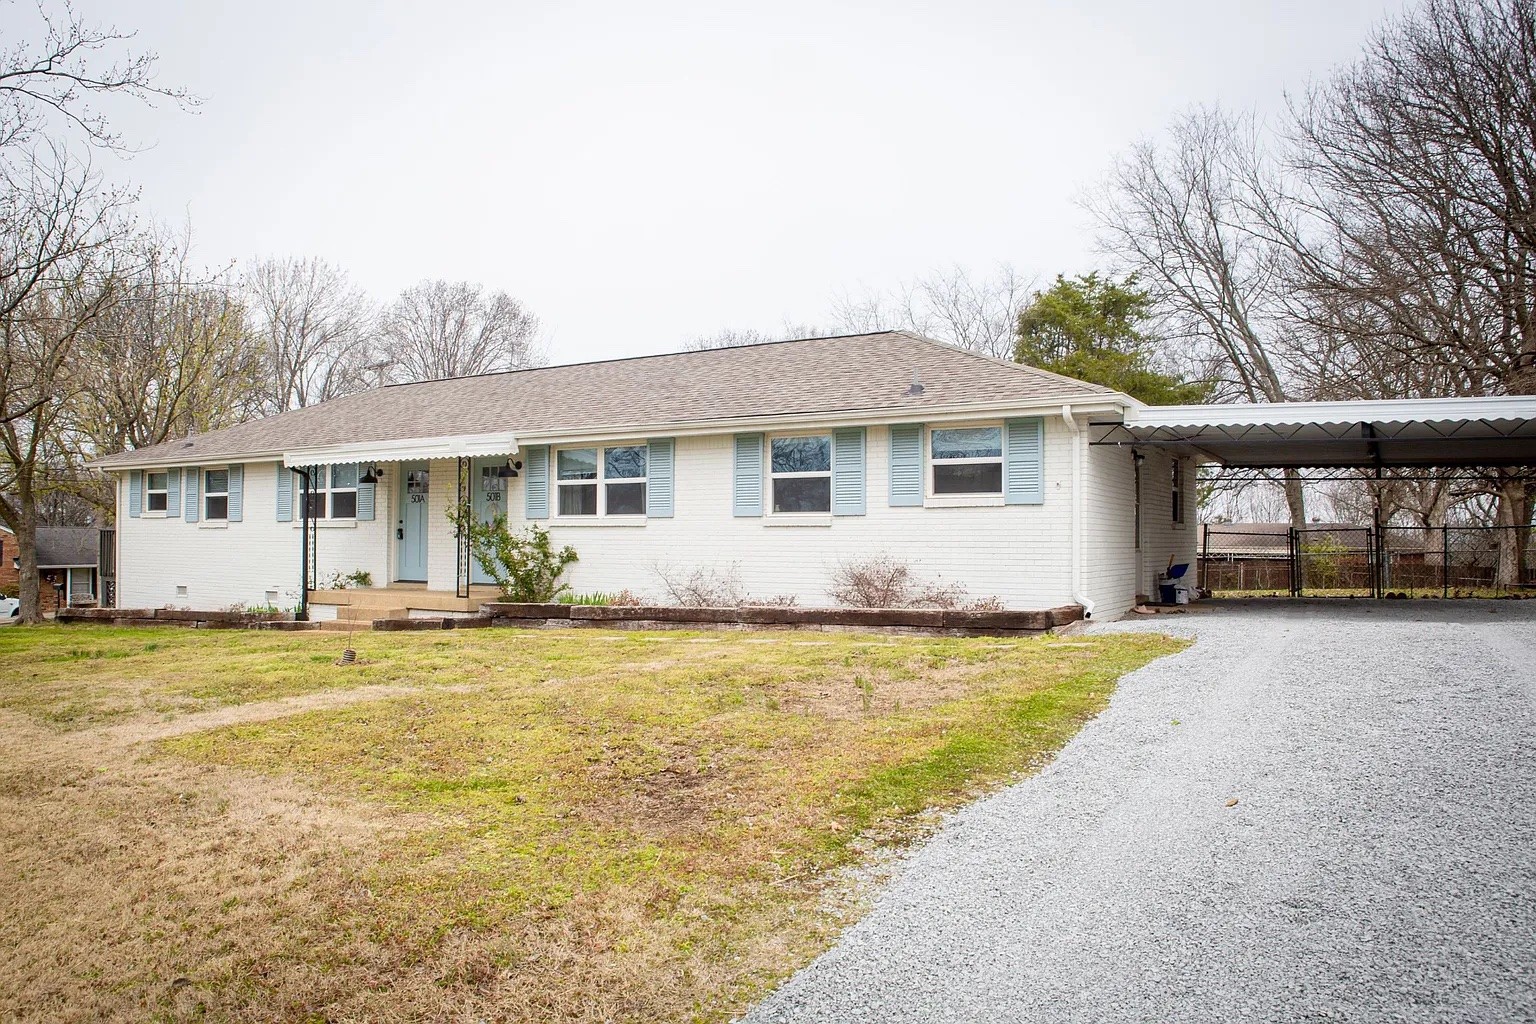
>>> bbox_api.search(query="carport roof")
[1092,396,1536,469]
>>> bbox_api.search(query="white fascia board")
[513,396,1133,445]
[281,432,520,466]
[1123,395,1536,430]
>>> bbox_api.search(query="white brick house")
[93,332,1196,621]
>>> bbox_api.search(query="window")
[930,426,1003,495]
[303,463,359,520]
[1171,458,1184,525]
[145,471,169,513]
[556,445,647,516]
[204,468,229,521]
[480,466,506,509]
[770,434,832,513]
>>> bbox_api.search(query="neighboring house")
[91,332,1196,620]
[0,525,100,612]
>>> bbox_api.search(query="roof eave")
[91,393,1132,470]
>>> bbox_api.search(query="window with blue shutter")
[184,466,201,522]
[524,446,549,519]
[276,462,293,522]
[227,465,244,522]
[831,428,866,515]
[733,433,764,517]
[166,468,181,518]
[646,438,674,518]
[888,424,923,506]
[128,470,142,518]
[1004,417,1045,505]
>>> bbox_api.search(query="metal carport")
[1091,396,1536,597]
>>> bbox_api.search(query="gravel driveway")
[747,600,1536,1023]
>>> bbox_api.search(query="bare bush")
[827,555,1003,610]
[652,564,747,608]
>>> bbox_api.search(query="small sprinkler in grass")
[336,612,359,666]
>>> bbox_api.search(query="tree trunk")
[12,491,43,625]
[1283,468,1307,529]
[1494,474,1530,588]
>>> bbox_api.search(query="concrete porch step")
[310,586,497,613]
[336,605,407,621]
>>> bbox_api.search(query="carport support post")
[1443,524,1450,598]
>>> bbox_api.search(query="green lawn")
[0,624,1185,1023]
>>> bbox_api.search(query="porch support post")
[296,467,312,621]
[456,456,471,599]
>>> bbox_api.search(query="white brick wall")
[117,462,390,611]
[114,417,1182,617]
[1137,450,1199,604]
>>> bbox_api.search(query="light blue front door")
[396,462,429,581]
[471,458,514,584]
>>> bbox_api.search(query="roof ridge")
[380,330,904,389]
[888,330,1118,395]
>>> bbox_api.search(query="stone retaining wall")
[57,602,1083,637]
[56,607,316,630]
[482,602,1083,636]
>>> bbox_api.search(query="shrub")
[653,564,747,608]
[448,506,579,602]
[557,590,644,606]
[324,568,374,590]
[828,555,1003,610]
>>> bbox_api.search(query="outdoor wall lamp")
[359,463,382,484]
[496,459,523,479]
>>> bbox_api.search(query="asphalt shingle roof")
[97,331,1118,469]
[36,527,98,568]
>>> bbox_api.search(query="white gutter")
[1121,394,1536,429]
[1061,403,1095,620]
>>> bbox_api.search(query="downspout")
[1061,404,1095,619]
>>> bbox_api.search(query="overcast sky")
[62,0,1399,363]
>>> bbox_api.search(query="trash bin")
[1157,561,1191,605]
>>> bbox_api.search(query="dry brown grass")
[0,624,1185,1023]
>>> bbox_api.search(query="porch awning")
[1091,396,1536,469]
[281,431,519,467]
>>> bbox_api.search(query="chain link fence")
[1199,524,1536,598]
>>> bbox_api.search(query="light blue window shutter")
[355,463,375,521]
[227,464,244,522]
[128,471,142,518]
[888,424,923,506]
[832,427,866,515]
[525,446,549,520]
[646,438,674,518]
[276,463,293,523]
[1004,417,1045,505]
[166,468,181,519]
[184,466,201,522]
[733,433,764,517]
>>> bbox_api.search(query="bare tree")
[0,3,186,620]
[379,280,541,383]
[1088,108,1311,525]
[243,256,376,411]
[683,322,831,352]
[65,227,261,519]
[1282,0,1536,577]
[0,1,196,155]
[830,263,1033,359]
[0,152,129,622]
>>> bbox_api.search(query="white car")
[0,597,20,622]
